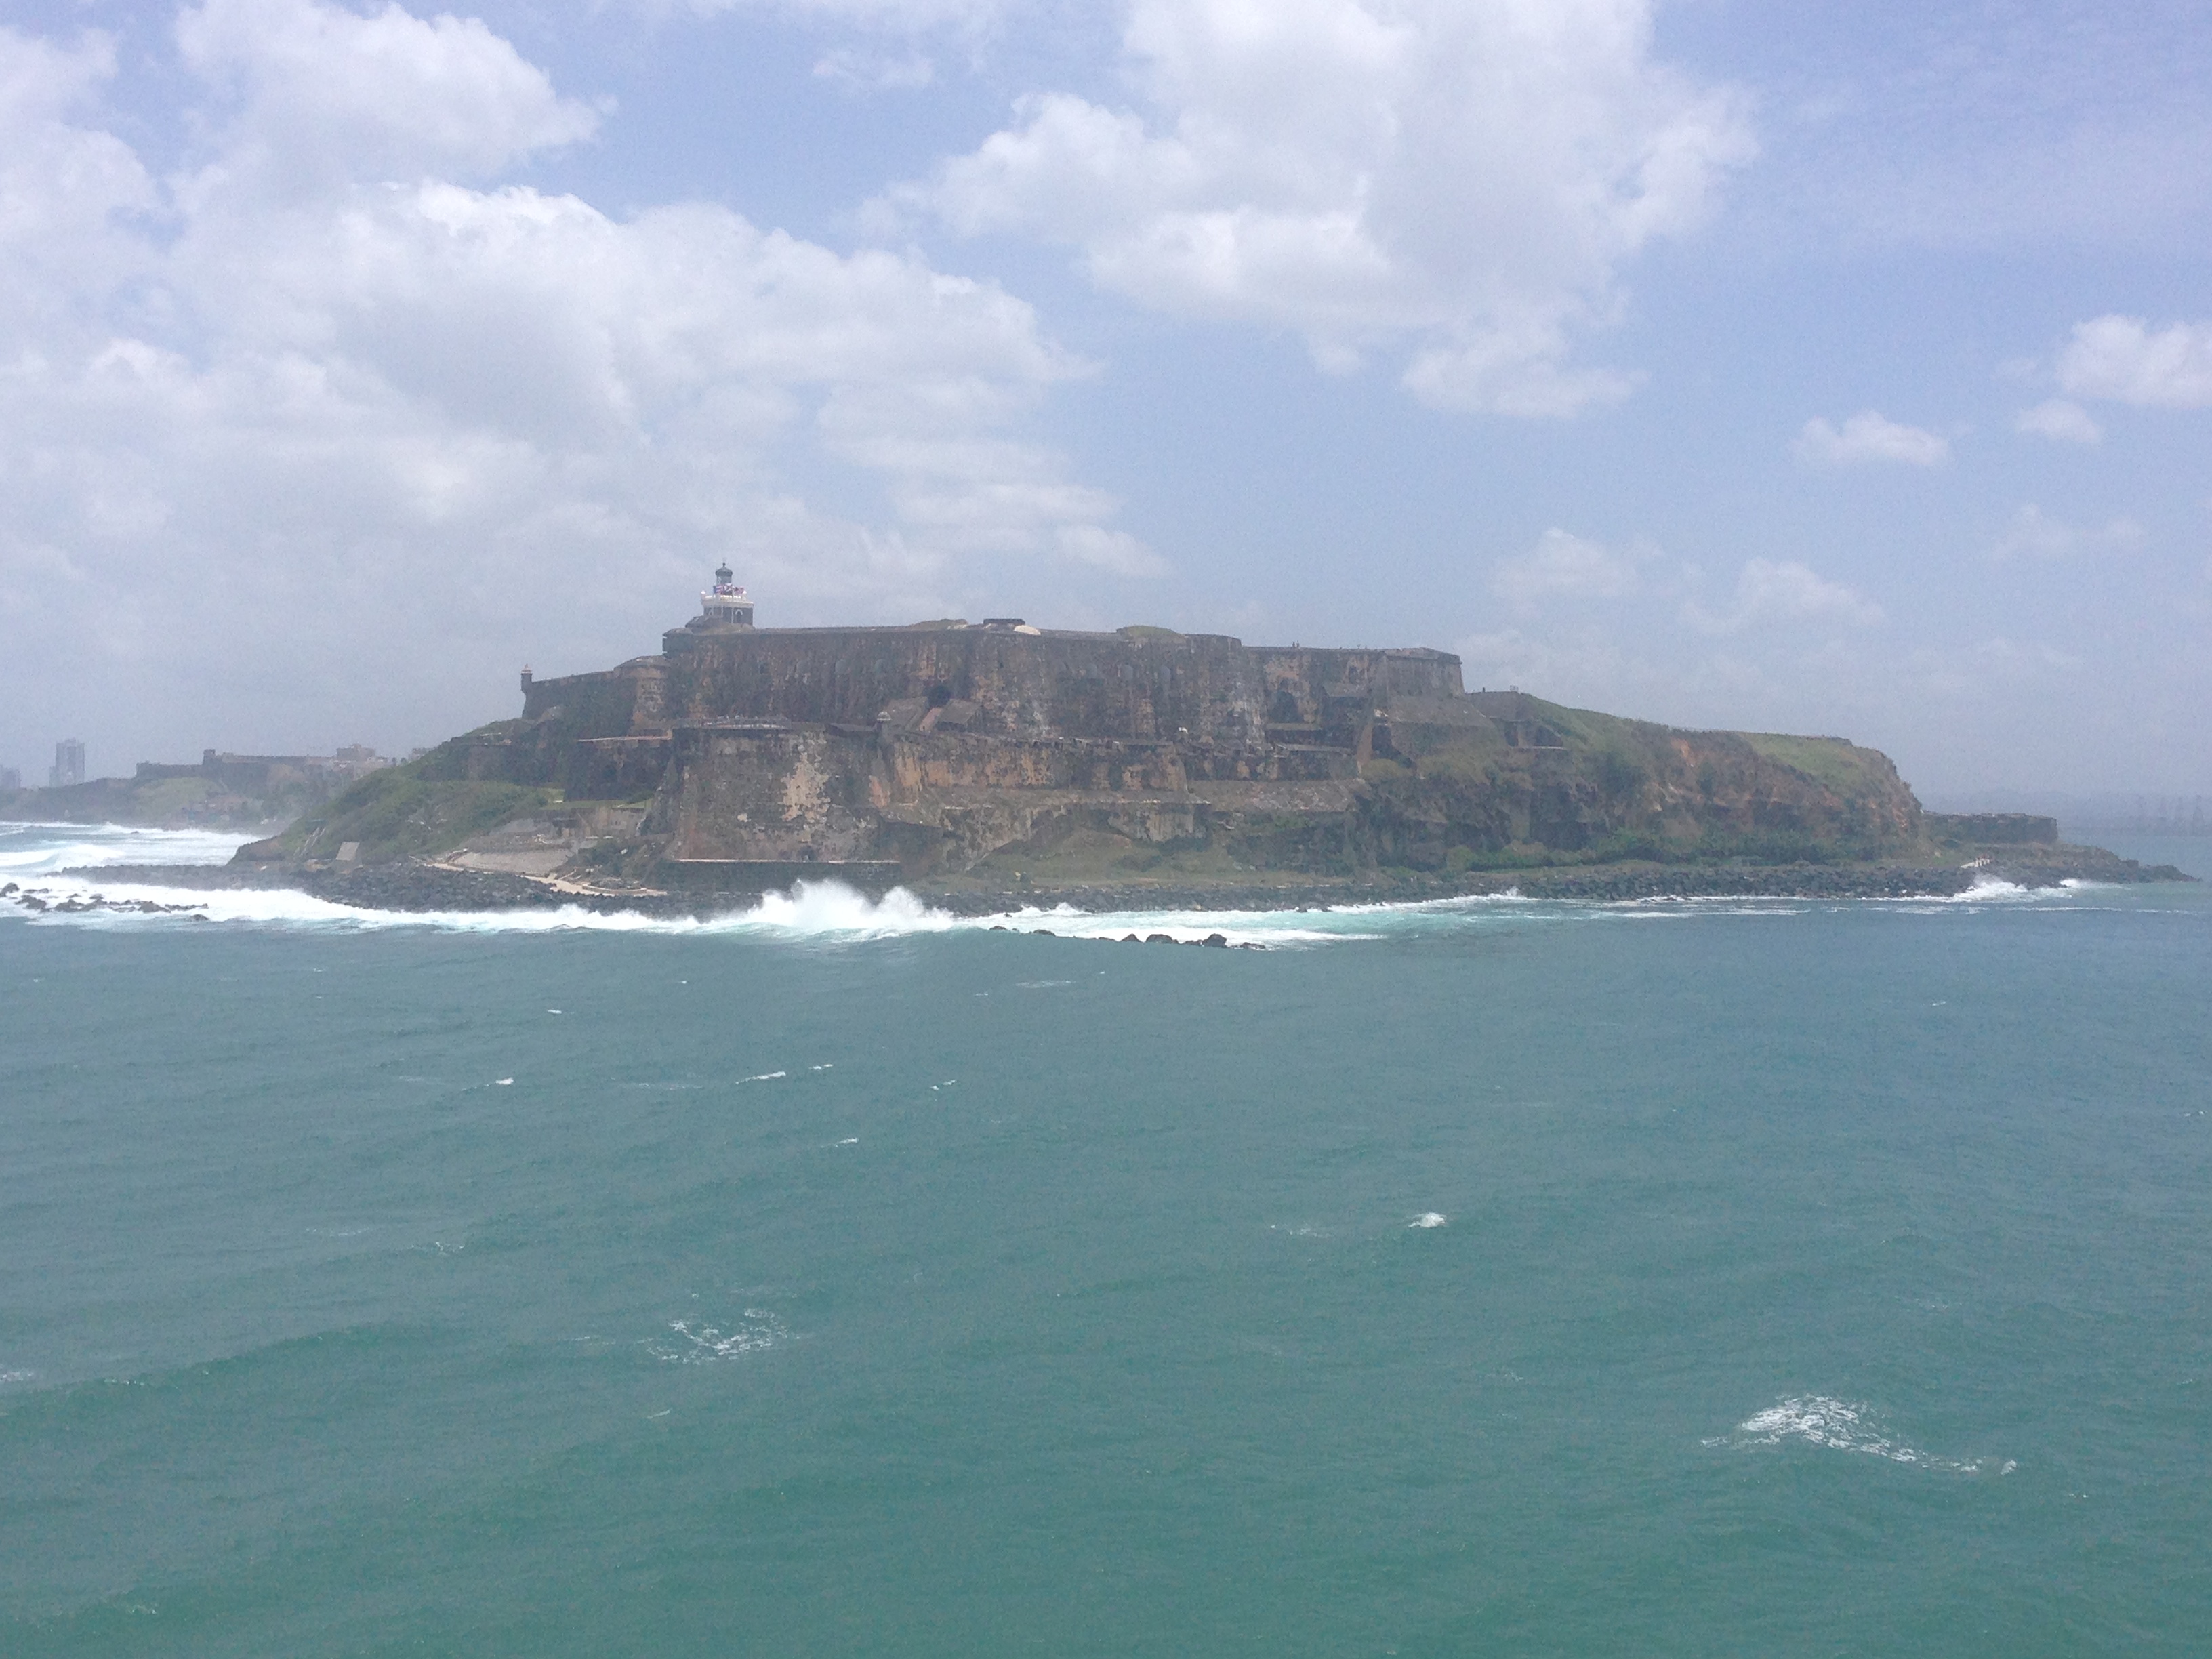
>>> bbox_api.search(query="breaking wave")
[1709,1395,2011,1475]
[3,823,2150,946]
[1,870,966,940]
[647,1311,788,1364]
[0,821,255,878]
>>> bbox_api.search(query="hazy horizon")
[5,0,2209,798]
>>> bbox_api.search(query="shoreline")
[12,841,2193,920]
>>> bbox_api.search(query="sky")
[2,0,2208,800]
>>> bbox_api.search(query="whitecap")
[0,821,256,880]
[1711,1395,2003,1473]
[649,1311,786,1364]
[1938,875,2040,903]
[1,874,962,938]
[1408,1212,1448,1229]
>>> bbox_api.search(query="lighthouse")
[690,561,755,630]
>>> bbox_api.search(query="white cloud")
[1454,625,1635,697]
[1057,523,1167,577]
[0,27,157,351]
[2055,315,2212,409]
[813,47,936,89]
[661,0,1006,26]
[2013,398,2102,444]
[0,0,1150,760]
[175,0,600,192]
[1906,637,2083,701]
[1793,411,1950,467]
[1492,527,1647,604]
[1990,504,2144,562]
[1683,558,1882,634]
[888,0,1753,416]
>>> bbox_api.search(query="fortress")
[411,565,1921,888]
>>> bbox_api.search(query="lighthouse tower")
[691,561,755,630]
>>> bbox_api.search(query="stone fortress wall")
[477,616,1496,876]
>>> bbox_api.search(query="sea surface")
[3,823,2208,1656]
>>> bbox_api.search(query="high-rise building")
[49,738,85,788]
[0,765,20,792]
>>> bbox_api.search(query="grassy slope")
[250,764,549,864]
[1355,696,1919,872]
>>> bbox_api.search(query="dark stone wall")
[567,736,672,801]
[645,626,1465,743]
[519,666,643,735]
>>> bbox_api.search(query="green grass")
[1741,732,1882,795]
[272,770,550,863]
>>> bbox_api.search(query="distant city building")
[49,739,85,788]
[329,745,390,777]
[0,764,20,792]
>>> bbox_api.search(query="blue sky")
[3,0,2207,798]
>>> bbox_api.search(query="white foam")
[1,817,2131,945]
[649,1311,787,1364]
[3,874,968,938]
[0,821,255,879]
[1940,875,2037,903]
[1408,1212,1448,1229]
[1932,872,2110,905]
[1712,1395,2006,1473]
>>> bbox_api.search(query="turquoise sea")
[3,824,2207,1656]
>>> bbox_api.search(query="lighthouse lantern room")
[695,562,755,630]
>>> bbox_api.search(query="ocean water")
[3,823,2208,1656]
